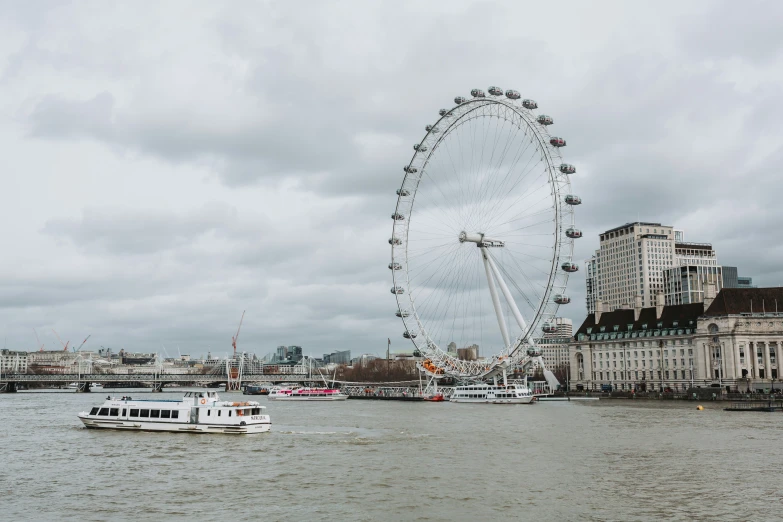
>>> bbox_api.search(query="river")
[0,391,780,521]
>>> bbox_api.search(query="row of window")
[205,408,262,417]
[90,407,181,419]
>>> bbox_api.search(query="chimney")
[634,295,643,322]
[595,301,603,324]
[655,292,665,320]
[704,282,716,312]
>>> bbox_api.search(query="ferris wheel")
[390,87,581,380]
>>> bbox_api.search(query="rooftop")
[575,302,704,336]
[705,287,783,316]
[602,222,667,235]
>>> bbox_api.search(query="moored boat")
[450,383,535,404]
[243,384,270,395]
[77,390,271,434]
[268,386,348,401]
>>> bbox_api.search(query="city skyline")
[1,2,783,356]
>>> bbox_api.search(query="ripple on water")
[1,394,781,520]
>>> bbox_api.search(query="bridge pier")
[75,383,91,393]
[151,383,164,393]
[0,382,18,393]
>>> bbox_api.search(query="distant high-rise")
[722,267,756,289]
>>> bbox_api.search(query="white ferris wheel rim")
[391,92,576,379]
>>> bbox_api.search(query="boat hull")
[268,395,348,401]
[78,416,271,434]
[450,396,534,404]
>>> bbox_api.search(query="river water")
[0,391,781,521]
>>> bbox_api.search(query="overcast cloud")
[1,0,782,358]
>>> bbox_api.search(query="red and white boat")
[268,386,348,401]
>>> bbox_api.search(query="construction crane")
[75,335,91,352]
[33,328,44,351]
[231,310,245,356]
[52,329,69,352]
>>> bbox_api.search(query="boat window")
[150,410,160,418]
[109,408,119,416]
[185,392,191,397]
[98,408,109,416]
[121,409,126,417]
[161,410,171,419]
[228,410,232,417]
[90,407,99,415]
[140,409,150,418]
[172,411,179,419]
[218,410,221,417]
[130,409,139,417]
[207,410,211,416]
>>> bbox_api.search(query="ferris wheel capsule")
[536,115,553,125]
[542,322,557,333]
[550,137,566,147]
[403,331,417,339]
[454,96,466,105]
[413,144,428,152]
[425,125,439,133]
[392,213,405,221]
[396,188,410,197]
[395,309,410,318]
[559,163,576,174]
[527,347,542,357]
[391,286,405,295]
[488,86,503,96]
[389,263,402,270]
[566,227,582,239]
[522,99,538,109]
[470,88,486,98]
[565,194,581,205]
[404,166,418,173]
[505,90,520,100]
[554,294,571,304]
[561,262,579,273]
[389,237,401,245]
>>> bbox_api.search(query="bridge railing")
[0,373,313,383]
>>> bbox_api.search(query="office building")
[585,222,676,313]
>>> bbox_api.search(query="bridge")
[0,373,316,393]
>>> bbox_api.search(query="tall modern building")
[664,243,722,305]
[585,222,676,313]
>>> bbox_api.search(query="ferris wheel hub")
[459,231,504,248]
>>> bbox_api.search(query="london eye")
[389,87,581,380]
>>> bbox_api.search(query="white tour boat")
[268,386,348,401]
[77,390,271,434]
[450,383,535,404]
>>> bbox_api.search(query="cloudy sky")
[1,0,782,359]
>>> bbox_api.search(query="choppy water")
[1,391,781,521]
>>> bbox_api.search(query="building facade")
[0,350,28,374]
[585,222,676,313]
[570,287,783,392]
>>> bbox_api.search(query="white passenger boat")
[268,386,348,401]
[77,390,271,434]
[450,383,535,404]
